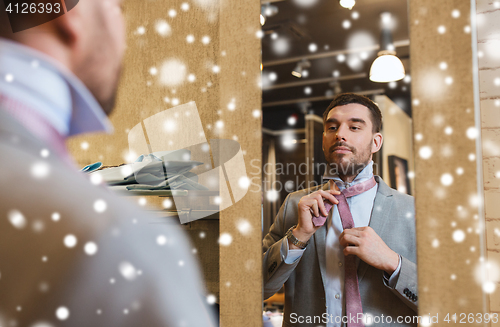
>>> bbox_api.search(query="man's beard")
[77,53,123,116]
[324,141,372,179]
[99,84,118,116]
[97,66,122,116]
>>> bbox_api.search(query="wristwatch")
[285,225,309,249]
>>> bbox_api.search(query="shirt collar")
[322,160,374,190]
[0,38,112,137]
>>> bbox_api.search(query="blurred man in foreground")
[0,1,216,326]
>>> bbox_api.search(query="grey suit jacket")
[263,177,418,327]
[0,108,216,326]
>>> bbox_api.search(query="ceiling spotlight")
[260,14,266,26]
[282,133,297,150]
[381,12,392,27]
[339,0,355,10]
[329,81,342,95]
[291,59,311,78]
[263,4,278,17]
[299,102,311,114]
[369,13,405,83]
[260,4,278,26]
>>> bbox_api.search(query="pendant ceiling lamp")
[339,0,355,10]
[369,12,405,83]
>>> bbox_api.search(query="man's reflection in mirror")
[263,93,417,327]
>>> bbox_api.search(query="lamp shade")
[339,0,355,10]
[369,54,405,83]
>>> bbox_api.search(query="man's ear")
[52,4,84,47]
[372,132,383,154]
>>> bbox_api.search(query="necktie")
[312,177,377,327]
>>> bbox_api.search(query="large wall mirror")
[260,1,416,325]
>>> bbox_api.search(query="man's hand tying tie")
[339,226,400,275]
[290,181,341,249]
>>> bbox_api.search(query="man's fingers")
[299,187,344,220]
[310,199,319,217]
[339,235,347,248]
[309,189,340,208]
[315,190,338,207]
[329,193,340,205]
[341,228,361,238]
[307,193,328,216]
[339,230,349,247]
[320,190,339,205]
[328,189,341,198]
[339,231,347,246]
[343,246,359,257]
[314,194,329,216]
[300,198,319,216]
[339,232,360,247]
[341,233,360,247]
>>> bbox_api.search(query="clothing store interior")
[62,0,494,325]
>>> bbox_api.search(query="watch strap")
[286,225,308,249]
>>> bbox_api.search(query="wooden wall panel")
[410,0,487,324]
[218,1,262,325]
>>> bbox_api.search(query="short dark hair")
[323,93,382,133]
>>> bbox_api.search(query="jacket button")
[414,295,418,302]
[268,261,277,273]
[404,288,409,295]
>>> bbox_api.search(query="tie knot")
[341,177,377,198]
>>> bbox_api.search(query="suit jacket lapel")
[314,182,330,290]
[357,175,394,282]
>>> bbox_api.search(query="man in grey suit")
[0,1,216,326]
[263,93,418,327]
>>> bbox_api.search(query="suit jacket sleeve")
[382,191,419,313]
[386,255,418,312]
[262,194,303,300]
